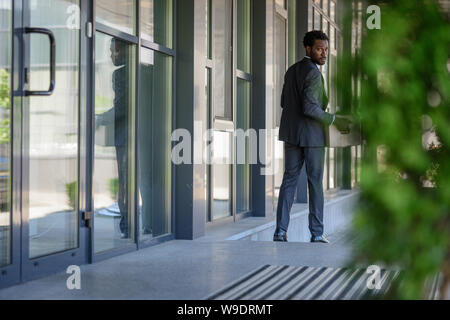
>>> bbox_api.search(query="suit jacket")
[278,57,334,147]
[113,65,129,147]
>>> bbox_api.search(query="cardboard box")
[325,115,362,148]
[95,123,115,147]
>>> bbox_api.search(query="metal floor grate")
[206,265,442,300]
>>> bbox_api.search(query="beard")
[312,57,327,65]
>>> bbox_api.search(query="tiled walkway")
[0,229,353,300]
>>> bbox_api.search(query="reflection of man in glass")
[139,63,153,237]
[96,38,129,239]
[110,38,129,239]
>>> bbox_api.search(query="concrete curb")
[226,191,360,242]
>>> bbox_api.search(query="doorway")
[0,0,89,287]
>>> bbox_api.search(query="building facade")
[0,0,362,288]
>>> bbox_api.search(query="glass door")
[18,0,87,282]
[92,0,137,256]
[0,0,18,288]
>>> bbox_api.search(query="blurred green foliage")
[0,68,10,145]
[342,0,450,299]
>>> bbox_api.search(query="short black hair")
[111,38,127,52]
[303,30,329,48]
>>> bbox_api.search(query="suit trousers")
[276,142,325,237]
[116,145,128,235]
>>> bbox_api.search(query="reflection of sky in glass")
[141,0,154,42]
[141,0,173,48]
[96,0,136,35]
[213,131,232,162]
[314,8,321,30]
[141,47,154,65]
[330,1,335,21]
[323,0,329,15]
[0,1,11,69]
[30,0,80,26]
[213,130,232,219]
[0,0,10,10]
[213,0,233,120]
[275,0,285,8]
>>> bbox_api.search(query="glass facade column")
[138,48,173,240]
[236,0,252,215]
[206,0,253,222]
[93,0,174,254]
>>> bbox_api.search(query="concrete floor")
[0,229,353,300]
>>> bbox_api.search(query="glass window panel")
[351,146,356,188]
[0,0,11,267]
[330,25,335,51]
[322,0,329,15]
[336,148,342,187]
[322,17,328,36]
[314,8,321,30]
[94,33,136,253]
[327,54,336,113]
[274,13,287,201]
[275,14,286,127]
[28,0,80,259]
[323,148,329,190]
[274,135,284,200]
[357,145,362,183]
[275,0,286,9]
[205,68,212,222]
[236,79,250,213]
[138,47,172,241]
[96,0,136,35]
[206,0,212,59]
[334,27,337,50]
[212,0,233,120]
[237,0,251,73]
[308,1,313,30]
[330,1,336,22]
[141,0,173,48]
[329,148,335,189]
[288,0,297,67]
[212,131,232,220]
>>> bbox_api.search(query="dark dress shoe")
[310,235,330,243]
[273,230,288,242]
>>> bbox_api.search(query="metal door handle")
[24,27,56,96]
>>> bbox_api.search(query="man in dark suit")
[110,38,130,239]
[273,30,351,243]
[96,38,131,239]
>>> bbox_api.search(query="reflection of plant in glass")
[0,68,11,145]
[95,95,113,115]
[341,1,450,299]
[109,178,118,200]
[65,181,78,210]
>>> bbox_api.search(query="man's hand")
[333,115,352,134]
[95,108,114,129]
